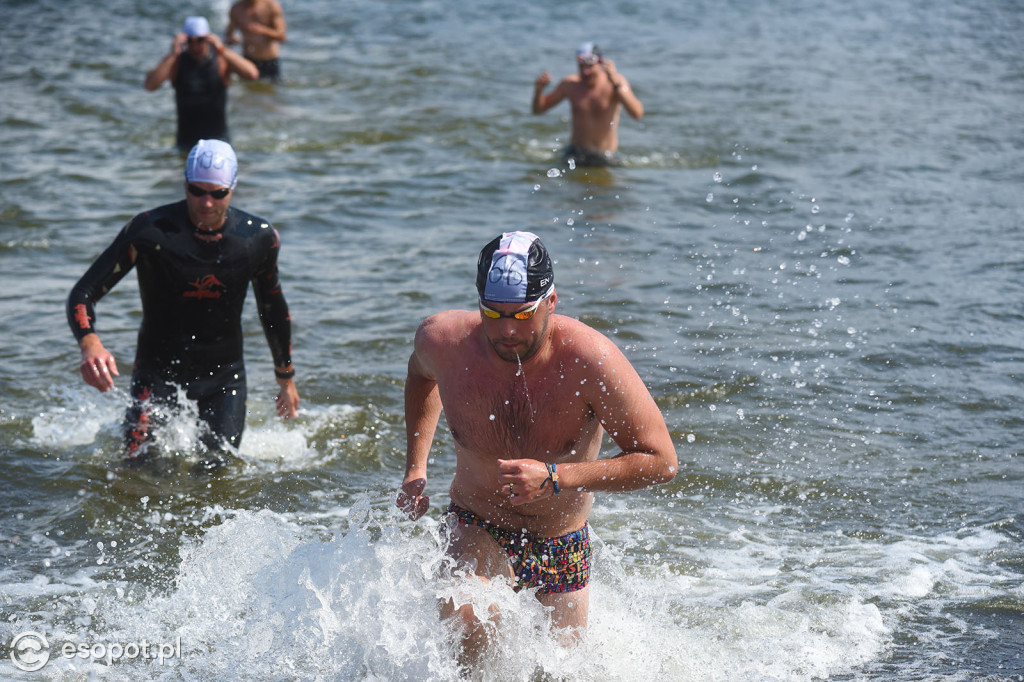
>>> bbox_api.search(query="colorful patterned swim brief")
[445,503,591,593]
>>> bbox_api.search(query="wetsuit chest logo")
[184,274,226,299]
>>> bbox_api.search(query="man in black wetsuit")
[67,140,299,472]
[144,16,259,151]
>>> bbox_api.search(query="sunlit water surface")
[1,0,1022,679]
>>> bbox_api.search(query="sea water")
[2,0,1022,679]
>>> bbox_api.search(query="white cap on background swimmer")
[184,139,238,189]
[476,231,554,303]
[577,42,601,65]
[183,16,211,38]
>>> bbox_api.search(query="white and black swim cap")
[184,139,238,189]
[477,231,554,303]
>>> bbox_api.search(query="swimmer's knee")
[440,599,494,667]
[440,598,473,623]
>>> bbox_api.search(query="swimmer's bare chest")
[440,363,601,464]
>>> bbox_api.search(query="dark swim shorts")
[445,503,591,593]
[251,58,281,81]
[562,145,617,167]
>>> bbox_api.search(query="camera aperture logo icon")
[10,631,50,672]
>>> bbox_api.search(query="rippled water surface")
[1,0,1022,679]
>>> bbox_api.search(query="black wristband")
[274,368,295,380]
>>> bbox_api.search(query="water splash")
[0,503,908,681]
[515,352,536,424]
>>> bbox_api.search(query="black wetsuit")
[174,51,228,150]
[67,201,292,457]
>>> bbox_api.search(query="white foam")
[3,462,1016,680]
[30,385,126,448]
[1,502,905,681]
[30,383,366,473]
[237,402,360,471]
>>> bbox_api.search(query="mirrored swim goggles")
[479,289,552,320]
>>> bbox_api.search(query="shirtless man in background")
[226,0,287,81]
[532,42,645,166]
[397,231,676,666]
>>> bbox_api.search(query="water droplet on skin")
[489,415,495,421]
[515,353,536,422]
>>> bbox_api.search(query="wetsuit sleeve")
[252,227,293,369]
[66,219,140,342]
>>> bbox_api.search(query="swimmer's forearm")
[144,52,177,90]
[403,372,441,474]
[532,85,545,112]
[251,22,287,42]
[77,332,103,353]
[220,47,260,80]
[559,450,676,493]
[613,81,643,119]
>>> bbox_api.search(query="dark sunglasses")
[187,36,206,44]
[187,183,231,199]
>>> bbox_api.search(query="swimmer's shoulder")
[416,309,477,347]
[226,206,274,232]
[551,314,622,358]
[121,201,186,238]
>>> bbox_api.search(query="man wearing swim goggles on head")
[67,140,299,475]
[144,16,259,151]
[398,231,677,666]
[532,42,645,167]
